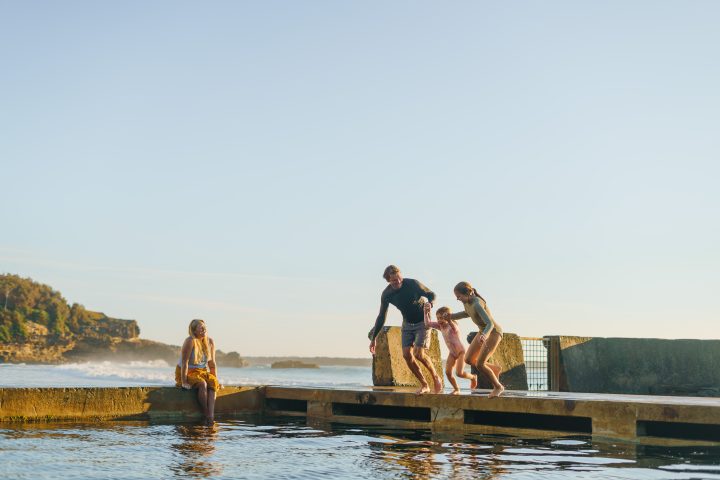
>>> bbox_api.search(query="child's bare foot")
[470,374,478,389]
[488,385,505,398]
[451,389,460,395]
[432,375,443,394]
[416,384,430,394]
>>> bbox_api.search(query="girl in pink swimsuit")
[425,306,478,394]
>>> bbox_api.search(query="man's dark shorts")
[401,322,429,349]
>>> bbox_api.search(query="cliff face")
[0,339,72,364]
[78,314,140,340]
[1,327,248,368]
[0,315,143,363]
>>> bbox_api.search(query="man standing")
[369,265,443,394]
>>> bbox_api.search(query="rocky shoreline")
[0,322,249,368]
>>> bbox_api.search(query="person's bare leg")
[488,363,502,380]
[454,354,476,389]
[403,347,429,394]
[464,334,485,390]
[196,381,209,418]
[445,354,460,394]
[207,388,216,423]
[464,335,484,369]
[414,347,442,393]
[476,333,504,398]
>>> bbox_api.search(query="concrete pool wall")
[3,385,720,445]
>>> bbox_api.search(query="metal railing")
[520,337,548,391]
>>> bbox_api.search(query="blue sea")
[1,362,720,479]
[0,361,371,389]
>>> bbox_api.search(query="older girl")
[176,319,221,422]
[450,282,505,398]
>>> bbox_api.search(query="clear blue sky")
[1,1,718,357]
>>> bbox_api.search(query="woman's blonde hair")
[453,281,486,303]
[188,319,210,365]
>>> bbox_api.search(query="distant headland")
[0,273,248,367]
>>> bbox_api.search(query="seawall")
[3,386,720,446]
[0,386,263,422]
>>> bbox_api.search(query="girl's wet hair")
[453,281,486,303]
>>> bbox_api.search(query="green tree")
[0,276,16,310]
[47,299,67,336]
[10,311,27,341]
[0,324,10,342]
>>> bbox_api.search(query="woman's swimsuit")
[178,345,208,369]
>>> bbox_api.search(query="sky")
[1,1,718,358]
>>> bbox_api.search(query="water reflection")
[3,418,720,479]
[365,434,506,478]
[170,422,221,478]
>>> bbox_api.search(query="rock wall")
[550,336,720,396]
[372,327,444,388]
[0,341,73,364]
[467,332,528,390]
[92,316,140,339]
[0,386,263,422]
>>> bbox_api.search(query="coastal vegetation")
[0,274,248,367]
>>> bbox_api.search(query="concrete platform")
[2,385,719,445]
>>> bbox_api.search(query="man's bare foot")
[432,375,443,394]
[488,385,505,398]
[451,389,460,395]
[470,374,478,389]
[416,385,430,394]
[489,363,502,379]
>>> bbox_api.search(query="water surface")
[2,416,720,479]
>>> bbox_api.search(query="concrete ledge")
[549,336,720,396]
[0,386,263,422]
[4,385,720,445]
[264,386,720,444]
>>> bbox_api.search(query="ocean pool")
[2,415,720,479]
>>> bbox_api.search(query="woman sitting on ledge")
[175,318,221,423]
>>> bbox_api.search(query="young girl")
[176,318,221,422]
[424,305,477,394]
[450,282,505,398]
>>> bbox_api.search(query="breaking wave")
[0,363,371,388]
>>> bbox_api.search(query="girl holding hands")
[424,305,477,394]
[449,282,505,398]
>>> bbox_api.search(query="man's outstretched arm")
[369,296,390,354]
